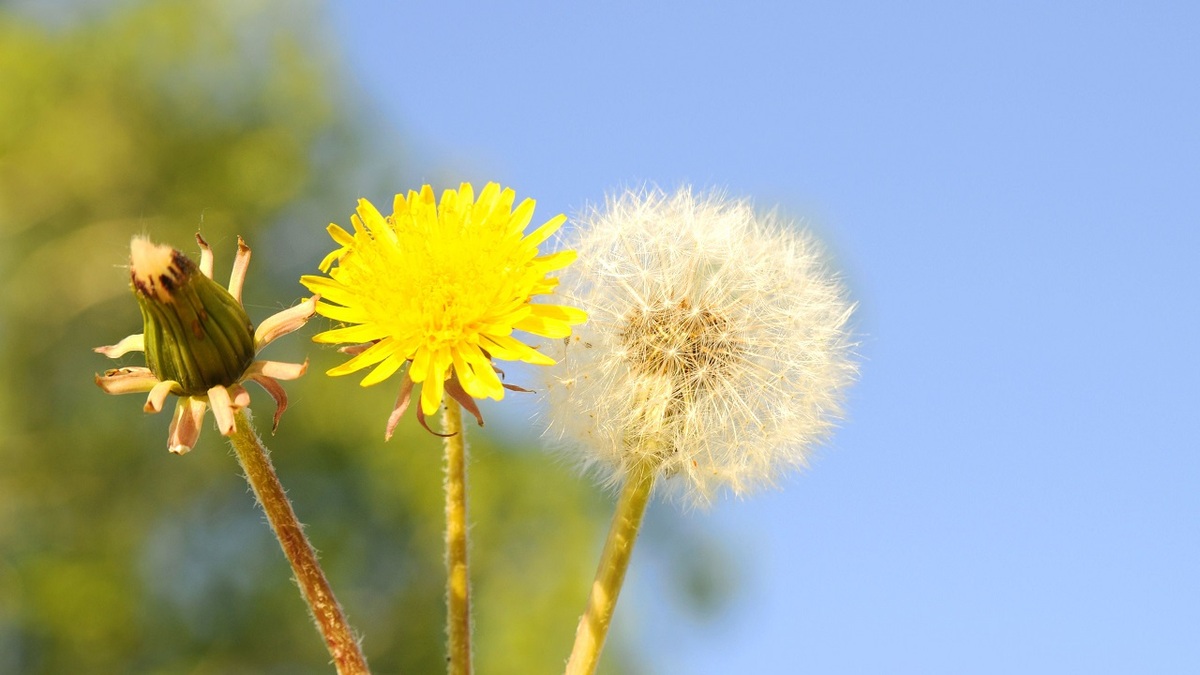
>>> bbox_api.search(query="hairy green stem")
[564,458,656,675]
[228,408,370,674]
[443,399,473,675]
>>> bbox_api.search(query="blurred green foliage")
[0,1,702,672]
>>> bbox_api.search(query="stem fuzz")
[443,399,473,675]
[228,409,370,674]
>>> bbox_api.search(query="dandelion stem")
[565,457,657,675]
[443,398,473,675]
[227,409,370,675]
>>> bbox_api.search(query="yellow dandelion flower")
[301,182,587,437]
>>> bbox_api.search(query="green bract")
[133,247,256,396]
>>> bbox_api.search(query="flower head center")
[621,298,741,395]
[349,214,530,353]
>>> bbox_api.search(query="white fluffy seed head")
[541,187,857,508]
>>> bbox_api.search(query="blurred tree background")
[0,1,731,672]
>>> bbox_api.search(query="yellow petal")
[360,352,406,387]
[507,198,536,235]
[450,350,485,399]
[482,334,555,366]
[439,187,461,221]
[328,222,355,247]
[300,275,356,305]
[418,184,436,206]
[358,198,398,246]
[461,346,504,399]
[396,189,415,220]
[457,182,475,207]
[473,182,501,221]
[409,346,431,382]
[523,213,566,247]
[530,277,560,295]
[420,363,446,415]
[318,247,346,272]
[533,249,578,272]
[327,338,395,376]
[530,303,588,324]
[313,323,388,345]
[513,314,572,338]
[312,301,370,324]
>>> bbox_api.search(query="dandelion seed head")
[543,187,857,507]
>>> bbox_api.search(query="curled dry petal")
[445,377,484,427]
[143,380,179,413]
[246,359,309,381]
[383,370,461,438]
[384,373,416,441]
[338,342,376,356]
[248,374,289,433]
[95,367,159,394]
[254,295,319,351]
[228,236,252,303]
[195,232,215,279]
[168,397,209,455]
[415,400,452,438]
[94,334,145,359]
[207,385,237,435]
[229,384,252,409]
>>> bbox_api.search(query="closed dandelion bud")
[97,234,316,454]
[131,236,255,395]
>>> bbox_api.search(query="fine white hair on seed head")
[540,186,857,508]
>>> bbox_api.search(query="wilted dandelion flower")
[95,235,316,454]
[95,236,368,669]
[301,182,587,437]
[545,187,856,506]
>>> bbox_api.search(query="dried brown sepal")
[445,377,484,427]
[384,372,416,441]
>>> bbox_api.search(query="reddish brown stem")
[228,409,370,674]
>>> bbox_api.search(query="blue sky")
[328,2,1199,672]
